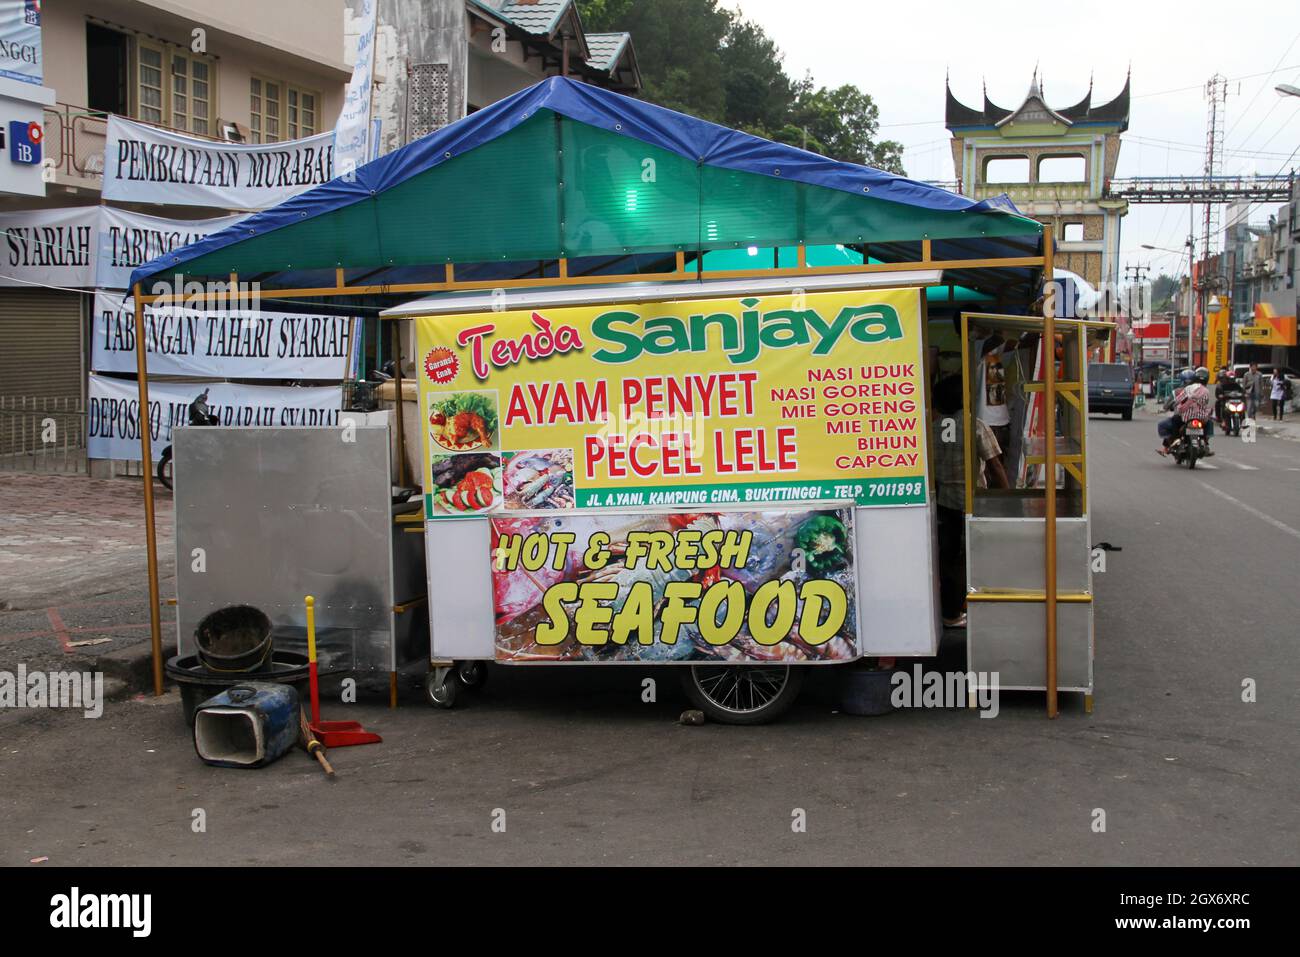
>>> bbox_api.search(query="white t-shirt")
[975,337,1011,427]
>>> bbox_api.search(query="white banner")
[0,0,42,85]
[0,206,245,289]
[103,115,335,209]
[88,375,341,461]
[0,205,94,287]
[97,207,245,289]
[335,0,377,177]
[91,292,355,379]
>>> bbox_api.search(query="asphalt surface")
[1,413,1297,866]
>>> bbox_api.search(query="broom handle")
[305,595,321,726]
[299,706,334,776]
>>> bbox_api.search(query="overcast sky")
[730,0,1300,281]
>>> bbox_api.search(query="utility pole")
[1125,263,1150,371]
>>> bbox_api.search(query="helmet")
[1194,367,1209,384]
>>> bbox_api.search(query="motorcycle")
[156,390,220,490]
[1219,393,1246,437]
[1169,417,1210,469]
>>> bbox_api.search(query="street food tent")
[130,77,1076,715]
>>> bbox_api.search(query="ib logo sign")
[8,121,42,165]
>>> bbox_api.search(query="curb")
[95,640,178,695]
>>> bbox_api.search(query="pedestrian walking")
[1241,363,1262,418]
[1269,370,1286,421]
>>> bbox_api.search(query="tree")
[577,0,906,174]
[717,16,794,136]
[579,0,730,122]
[1150,273,1179,313]
[786,77,905,173]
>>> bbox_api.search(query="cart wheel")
[679,665,804,726]
[425,669,458,709]
[456,660,488,689]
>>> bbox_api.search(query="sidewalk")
[0,473,175,611]
[0,473,176,682]
[1257,414,1300,441]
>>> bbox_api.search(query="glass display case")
[958,312,1110,712]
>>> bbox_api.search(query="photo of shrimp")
[427,390,498,452]
[502,449,574,510]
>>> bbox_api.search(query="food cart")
[127,76,1094,722]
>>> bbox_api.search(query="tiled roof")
[584,32,629,72]
[498,0,570,35]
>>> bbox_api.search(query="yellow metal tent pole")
[133,283,164,697]
[1043,228,1058,719]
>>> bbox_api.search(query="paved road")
[1,417,1297,866]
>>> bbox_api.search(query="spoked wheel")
[679,665,804,725]
[157,453,173,490]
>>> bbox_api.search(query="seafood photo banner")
[490,507,858,663]
[415,287,928,519]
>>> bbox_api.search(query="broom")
[299,705,335,777]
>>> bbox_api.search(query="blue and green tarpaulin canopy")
[130,76,1042,311]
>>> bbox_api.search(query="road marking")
[1194,462,1218,469]
[1196,481,1300,542]
[1221,458,1259,470]
[45,607,72,655]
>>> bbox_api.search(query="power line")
[1133,63,1300,99]
[1224,29,1300,138]
[1127,135,1297,160]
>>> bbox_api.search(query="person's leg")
[991,424,1010,465]
[1157,416,1176,451]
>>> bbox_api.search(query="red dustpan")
[304,596,382,748]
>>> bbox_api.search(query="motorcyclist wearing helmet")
[1158,366,1215,456]
[1214,366,1244,428]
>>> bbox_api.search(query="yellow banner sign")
[1245,304,1298,346]
[414,288,928,518]
[1207,298,1230,382]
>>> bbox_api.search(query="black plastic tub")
[166,651,310,726]
[194,605,273,673]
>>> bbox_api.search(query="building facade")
[945,71,1130,291]
[362,0,639,156]
[1227,180,1299,369]
[0,0,350,458]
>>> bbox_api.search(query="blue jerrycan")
[193,682,300,768]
